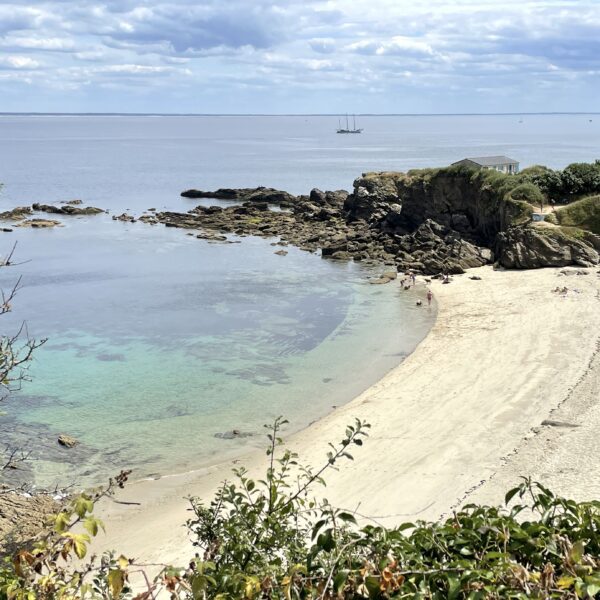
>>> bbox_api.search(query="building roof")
[456,156,519,166]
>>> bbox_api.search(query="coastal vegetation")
[545,196,600,234]
[2,418,600,599]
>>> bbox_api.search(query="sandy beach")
[95,265,600,566]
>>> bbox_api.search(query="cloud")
[0,55,40,69]
[0,35,76,50]
[0,0,598,112]
[347,36,436,57]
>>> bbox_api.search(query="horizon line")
[1,111,599,117]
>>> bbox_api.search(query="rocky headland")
[147,166,600,273]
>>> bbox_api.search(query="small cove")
[0,216,434,487]
[2,112,595,488]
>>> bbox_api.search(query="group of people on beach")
[400,270,433,306]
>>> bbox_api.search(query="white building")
[451,156,520,174]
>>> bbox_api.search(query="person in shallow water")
[427,289,433,306]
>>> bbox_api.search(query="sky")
[0,0,598,114]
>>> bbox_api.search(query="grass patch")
[551,195,600,234]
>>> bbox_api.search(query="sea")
[0,114,598,488]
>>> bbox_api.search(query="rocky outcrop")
[112,213,136,223]
[0,206,32,220]
[496,225,600,268]
[14,219,62,228]
[166,171,600,273]
[181,186,296,206]
[395,220,491,274]
[343,170,598,270]
[32,203,104,216]
[345,170,532,245]
[0,492,60,555]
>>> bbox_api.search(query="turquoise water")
[0,217,433,487]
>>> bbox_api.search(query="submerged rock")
[15,218,62,228]
[57,434,79,448]
[214,430,254,440]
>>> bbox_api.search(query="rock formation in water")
[32,203,104,216]
[144,167,600,272]
[2,165,598,268]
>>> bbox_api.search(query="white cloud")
[0,55,40,69]
[0,35,75,50]
[0,0,598,112]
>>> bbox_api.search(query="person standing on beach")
[427,289,433,306]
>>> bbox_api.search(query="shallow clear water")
[0,217,432,487]
[0,114,597,487]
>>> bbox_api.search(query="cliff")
[344,167,599,271]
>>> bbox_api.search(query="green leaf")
[336,511,357,524]
[504,487,520,505]
[570,540,585,564]
[107,569,125,598]
[83,517,100,536]
[54,512,69,533]
[317,529,336,552]
[586,583,600,597]
[448,576,462,600]
[333,570,349,594]
[63,532,90,559]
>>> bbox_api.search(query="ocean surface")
[0,114,598,488]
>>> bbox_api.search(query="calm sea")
[0,114,597,487]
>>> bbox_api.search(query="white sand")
[95,265,600,565]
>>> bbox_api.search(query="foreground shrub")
[1,420,600,599]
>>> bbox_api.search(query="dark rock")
[274,249,288,256]
[182,186,296,206]
[32,203,104,216]
[309,188,327,204]
[112,213,136,223]
[496,226,600,269]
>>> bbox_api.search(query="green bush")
[551,196,600,234]
[505,183,545,208]
[2,419,600,598]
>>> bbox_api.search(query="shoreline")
[94,265,600,566]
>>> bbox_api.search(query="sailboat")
[337,114,363,134]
